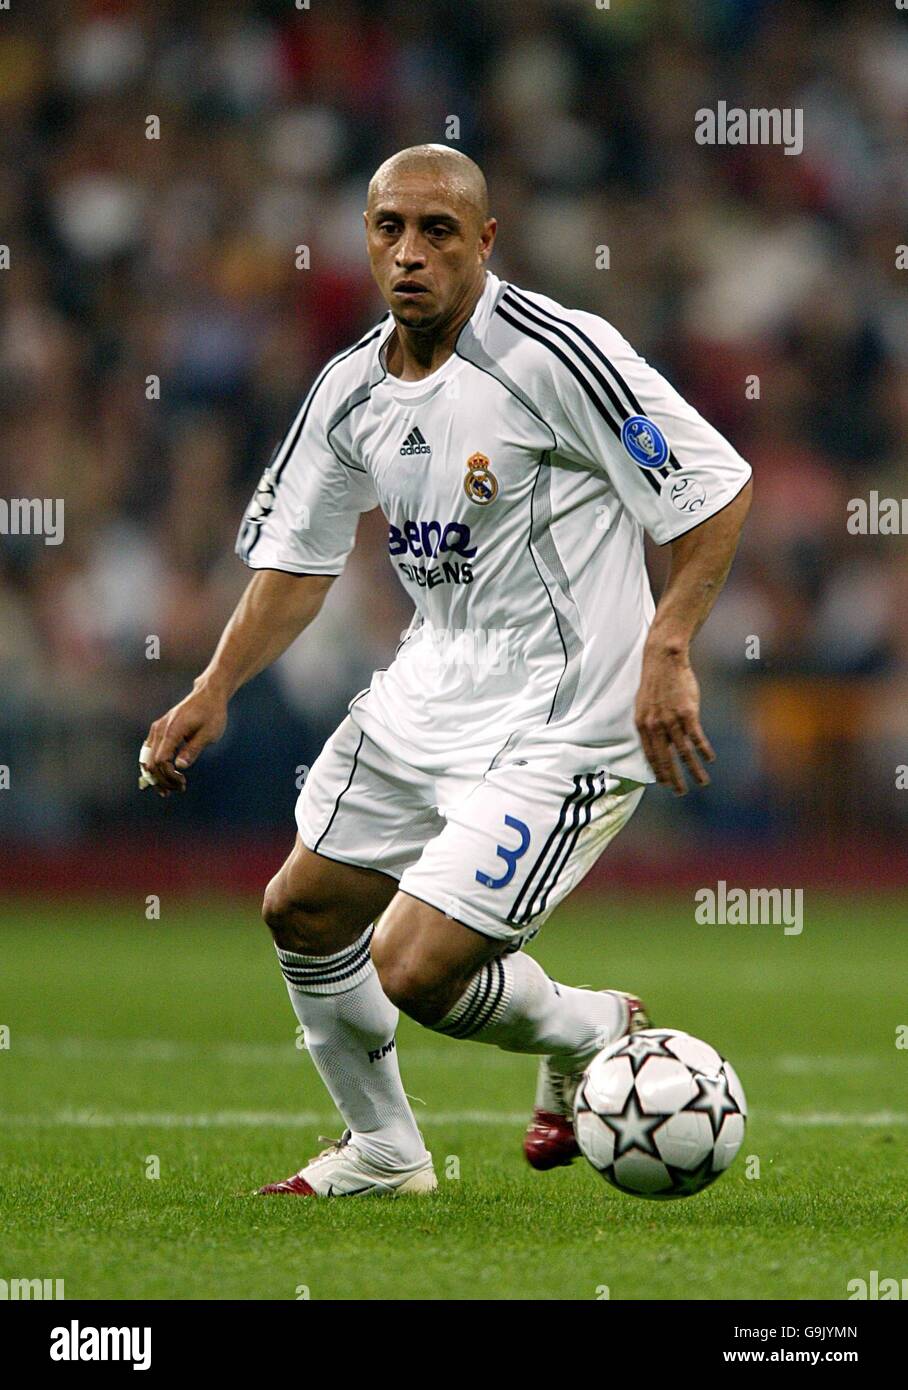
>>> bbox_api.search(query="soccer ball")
[574,1028,746,1199]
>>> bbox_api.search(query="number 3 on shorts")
[475,815,531,890]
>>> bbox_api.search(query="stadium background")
[2,0,908,891]
[4,0,908,1311]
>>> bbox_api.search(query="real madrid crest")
[463,452,498,505]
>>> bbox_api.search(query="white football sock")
[275,926,426,1170]
[432,950,624,1072]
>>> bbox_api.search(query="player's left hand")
[634,649,715,795]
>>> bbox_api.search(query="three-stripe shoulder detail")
[240,323,384,559]
[494,288,681,493]
[271,322,385,489]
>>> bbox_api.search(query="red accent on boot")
[257,1173,317,1195]
[523,1109,580,1171]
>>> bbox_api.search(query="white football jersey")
[237,271,751,784]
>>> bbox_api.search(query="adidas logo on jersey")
[400,427,431,456]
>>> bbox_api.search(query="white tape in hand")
[138,742,158,790]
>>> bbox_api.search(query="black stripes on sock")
[276,927,374,997]
[434,958,513,1039]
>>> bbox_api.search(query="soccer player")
[141,145,751,1197]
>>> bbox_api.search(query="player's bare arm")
[141,570,334,796]
[635,480,752,796]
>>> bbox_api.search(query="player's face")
[364,174,495,332]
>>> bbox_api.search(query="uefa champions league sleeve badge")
[620,415,669,468]
[463,452,499,505]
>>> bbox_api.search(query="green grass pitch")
[1,892,906,1300]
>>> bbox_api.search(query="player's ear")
[479,218,497,260]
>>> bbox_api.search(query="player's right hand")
[140,683,228,797]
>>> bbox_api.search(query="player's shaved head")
[367,144,489,225]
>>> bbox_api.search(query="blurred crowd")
[2,0,908,848]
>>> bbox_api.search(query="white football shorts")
[296,715,644,947]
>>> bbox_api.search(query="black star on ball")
[664,1152,717,1196]
[682,1069,742,1140]
[614,1031,681,1077]
[602,1083,672,1159]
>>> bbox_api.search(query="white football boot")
[258,1130,437,1197]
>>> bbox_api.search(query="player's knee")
[261,879,327,953]
[261,876,286,930]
